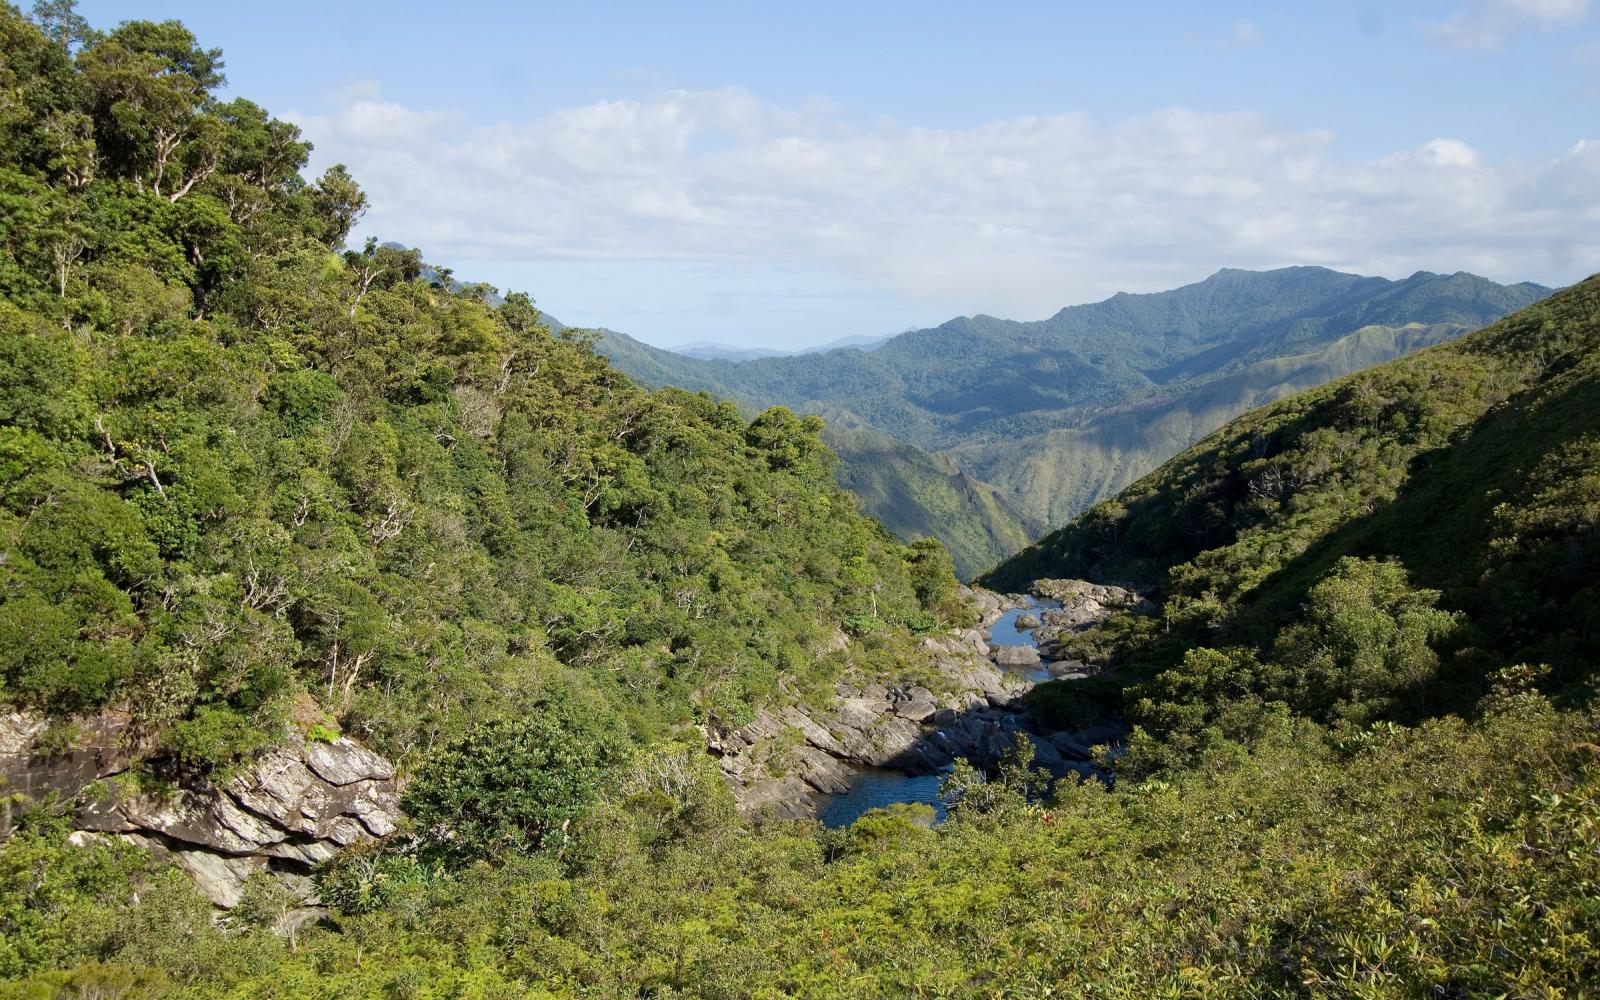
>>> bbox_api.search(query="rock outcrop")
[707,582,1138,819]
[1032,579,1153,650]
[705,620,1039,817]
[707,576,1132,819]
[1,711,400,908]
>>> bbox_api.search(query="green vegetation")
[4,693,1597,997]
[0,4,963,776]
[3,7,1600,998]
[985,273,1600,772]
[596,271,1546,575]
[816,407,1039,579]
[401,702,628,863]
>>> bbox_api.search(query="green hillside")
[816,408,1040,579]
[0,8,964,774]
[984,274,1600,769]
[595,270,1547,573]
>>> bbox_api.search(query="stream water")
[815,770,948,827]
[985,595,1064,682]
[816,595,1062,828]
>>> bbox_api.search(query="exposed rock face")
[1032,579,1154,649]
[0,712,400,909]
[1,711,133,835]
[993,644,1041,668]
[708,581,1143,819]
[705,624,1034,816]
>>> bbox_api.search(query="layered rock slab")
[1,713,399,908]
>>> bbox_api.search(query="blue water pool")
[817,770,948,828]
[986,595,1063,647]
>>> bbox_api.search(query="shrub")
[402,700,628,862]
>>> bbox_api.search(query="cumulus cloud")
[1423,0,1592,49]
[288,88,1600,317]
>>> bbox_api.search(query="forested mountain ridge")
[602,266,1548,450]
[983,272,1600,771]
[0,6,965,781]
[952,318,1477,529]
[594,268,1548,575]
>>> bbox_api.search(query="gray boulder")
[993,644,1041,667]
[1,711,401,910]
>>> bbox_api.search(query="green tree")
[1273,557,1459,724]
[403,701,628,862]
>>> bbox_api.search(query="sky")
[77,0,1600,349]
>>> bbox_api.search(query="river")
[816,595,1063,828]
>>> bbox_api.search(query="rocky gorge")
[0,582,1145,907]
[704,581,1146,820]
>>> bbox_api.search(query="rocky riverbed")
[0,580,1148,906]
[705,582,1144,820]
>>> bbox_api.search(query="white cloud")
[1423,0,1592,49]
[288,89,1600,320]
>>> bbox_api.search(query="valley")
[595,269,1547,577]
[1,6,1597,998]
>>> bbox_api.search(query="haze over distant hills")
[666,333,893,362]
[590,267,1550,577]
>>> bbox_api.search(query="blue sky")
[79,1,1600,347]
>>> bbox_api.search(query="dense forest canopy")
[0,3,966,776]
[2,6,1599,998]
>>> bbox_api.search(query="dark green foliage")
[1020,675,1122,731]
[403,702,628,861]
[986,273,1600,769]
[0,4,964,770]
[1271,556,1460,724]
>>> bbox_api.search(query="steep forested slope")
[816,407,1040,577]
[4,9,1599,999]
[597,269,1547,574]
[985,274,1600,769]
[0,7,963,779]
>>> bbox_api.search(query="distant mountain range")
[587,267,1550,578]
[665,333,893,362]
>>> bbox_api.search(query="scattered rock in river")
[993,644,1041,667]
